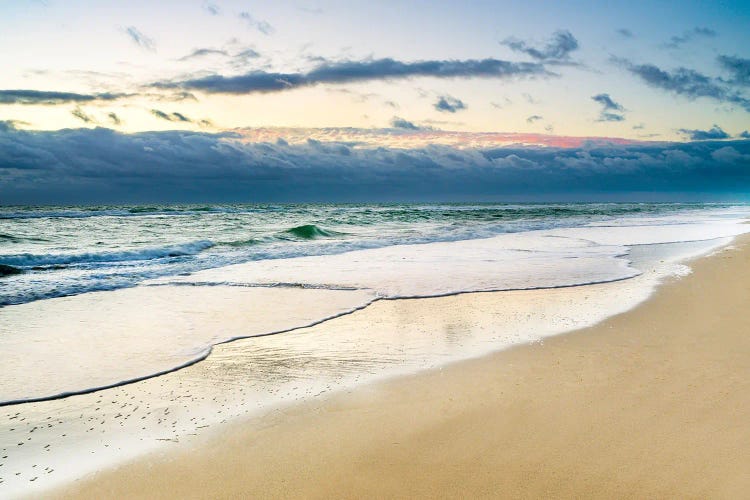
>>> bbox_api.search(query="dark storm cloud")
[154,57,550,95]
[2,126,750,204]
[678,125,730,140]
[662,27,717,49]
[0,90,127,105]
[616,58,750,112]
[501,30,579,61]
[434,96,466,113]
[124,26,155,51]
[717,55,750,86]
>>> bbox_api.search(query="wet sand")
[57,235,750,499]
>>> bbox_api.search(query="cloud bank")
[153,57,550,94]
[2,124,749,204]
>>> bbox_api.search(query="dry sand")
[58,235,750,499]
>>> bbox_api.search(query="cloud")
[390,117,420,130]
[717,55,750,86]
[238,12,274,35]
[678,125,729,140]
[2,127,750,204]
[592,93,625,122]
[599,113,625,122]
[501,30,579,61]
[231,127,638,149]
[526,115,543,123]
[617,58,750,112]
[0,120,30,131]
[235,48,260,60]
[154,57,549,95]
[107,112,122,126]
[203,1,220,15]
[711,146,750,163]
[298,6,324,14]
[124,26,155,51]
[0,89,127,105]
[616,28,634,38]
[591,93,624,112]
[178,48,229,61]
[663,26,716,49]
[151,109,192,122]
[491,97,512,109]
[434,96,466,113]
[70,107,95,124]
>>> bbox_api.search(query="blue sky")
[1,1,749,202]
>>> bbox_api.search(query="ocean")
[1,202,746,306]
[1,202,749,495]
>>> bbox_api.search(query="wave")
[0,209,129,219]
[0,207,241,219]
[0,240,215,268]
[280,224,344,240]
[0,233,49,244]
[127,206,177,214]
[0,233,20,242]
[0,264,22,277]
[221,238,263,247]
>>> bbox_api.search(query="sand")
[56,235,750,499]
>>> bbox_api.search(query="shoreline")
[55,233,750,498]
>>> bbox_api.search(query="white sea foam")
[1,213,748,405]
[0,287,376,404]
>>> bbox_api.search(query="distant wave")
[0,233,48,243]
[0,240,215,268]
[0,264,22,277]
[0,207,246,219]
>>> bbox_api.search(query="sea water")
[0,203,749,496]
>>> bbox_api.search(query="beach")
[4,1,750,497]
[52,233,750,499]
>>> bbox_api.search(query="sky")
[1,0,749,203]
